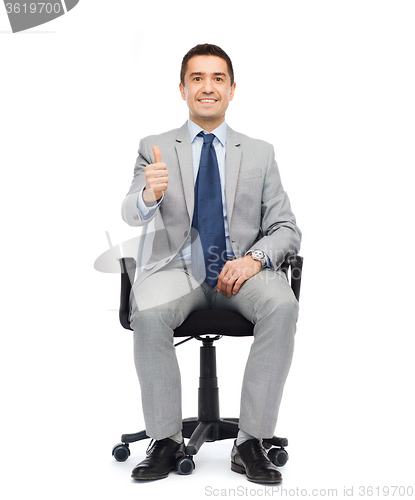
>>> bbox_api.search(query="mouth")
[198,98,218,104]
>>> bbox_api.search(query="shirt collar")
[187,119,227,147]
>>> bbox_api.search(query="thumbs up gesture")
[143,146,169,205]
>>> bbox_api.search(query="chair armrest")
[119,257,136,330]
[281,255,303,302]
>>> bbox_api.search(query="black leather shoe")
[131,438,185,481]
[231,439,283,484]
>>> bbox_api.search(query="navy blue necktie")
[192,132,227,287]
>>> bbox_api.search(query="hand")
[143,146,169,205]
[217,255,262,297]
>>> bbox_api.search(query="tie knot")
[198,132,215,145]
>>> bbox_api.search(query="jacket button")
[133,215,139,220]
[165,258,170,263]
[184,230,188,237]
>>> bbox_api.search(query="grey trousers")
[130,268,299,441]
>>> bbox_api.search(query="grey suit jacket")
[121,123,301,285]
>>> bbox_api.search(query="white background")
[1,1,414,498]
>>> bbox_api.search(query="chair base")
[114,338,289,466]
[118,417,288,457]
[183,417,240,455]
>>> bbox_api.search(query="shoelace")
[246,439,268,461]
[145,438,171,455]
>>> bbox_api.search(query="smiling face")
[179,55,236,132]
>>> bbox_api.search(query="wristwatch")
[247,250,267,268]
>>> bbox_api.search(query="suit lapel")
[225,125,242,225]
[175,123,194,219]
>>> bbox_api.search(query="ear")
[179,82,187,101]
[229,82,236,101]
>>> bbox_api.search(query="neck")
[189,115,225,133]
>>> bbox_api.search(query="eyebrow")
[189,72,227,79]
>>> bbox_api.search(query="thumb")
[152,145,162,164]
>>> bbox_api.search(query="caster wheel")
[176,456,195,475]
[112,443,130,462]
[268,447,289,467]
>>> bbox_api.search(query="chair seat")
[174,309,254,338]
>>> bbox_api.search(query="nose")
[202,78,214,93]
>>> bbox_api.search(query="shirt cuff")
[137,187,163,220]
[263,253,272,268]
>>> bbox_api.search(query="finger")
[149,176,168,188]
[232,275,247,295]
[224,272,238,297]
[230,273,242,296]
[150,181,168,191]
[146,171,167,190]
[153,168,168,178]
[148,171,168,183]
[152,145,162,164]
[217,263,231,293]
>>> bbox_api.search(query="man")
[121,44,301,483]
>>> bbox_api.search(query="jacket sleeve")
[121,138,160,227]
[247,144,302,269]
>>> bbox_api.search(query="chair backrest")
[119,257,137,330]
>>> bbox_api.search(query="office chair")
[112,255,303,475]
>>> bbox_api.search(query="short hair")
[180,43,234,86]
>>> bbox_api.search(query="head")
[180,44,234,87]
[179,44,236,132]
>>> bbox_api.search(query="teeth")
[199,99,216,103]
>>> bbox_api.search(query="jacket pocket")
[239,168,262,179]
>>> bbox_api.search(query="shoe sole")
[131,464,177,481]
[131,473,169,481]
[231,462,283,484]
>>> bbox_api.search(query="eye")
[194,77,202,82]
[215,77,223,82]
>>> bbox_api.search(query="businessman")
[121,44,301,483]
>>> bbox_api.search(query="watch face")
[251,251,266,267]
